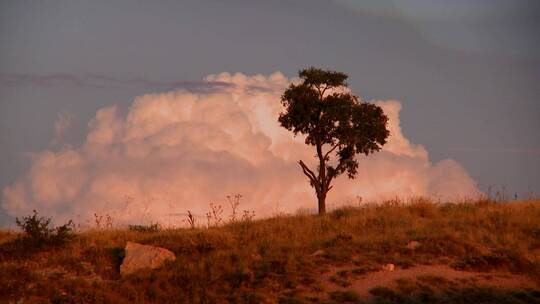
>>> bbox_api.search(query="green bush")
[15,210,75,247]
[128,223,159,232]
[328,290,361,302]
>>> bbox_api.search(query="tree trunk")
[298,140,333,215]
[317,191,326,215]
[316,141,327,215]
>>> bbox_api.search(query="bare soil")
[310,263,539,300]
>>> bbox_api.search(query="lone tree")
[279,67,390,214]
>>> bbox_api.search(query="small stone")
[120,242,176,276]
[382,263,395,271]
[406,241,421,250]
[251,253,263,261]
[311,249,325,257]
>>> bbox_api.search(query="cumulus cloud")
[1,72,481,226]
[50,111,73,146]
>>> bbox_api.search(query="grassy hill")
[1,198,540,303]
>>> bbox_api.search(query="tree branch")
[325,173,334,192]
[298,160,318,187]
[314,84,322,99]
[323,144,339,160]
[321,85,329,99]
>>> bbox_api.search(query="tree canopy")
[279,67,389,214]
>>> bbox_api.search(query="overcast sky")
[1,0,539,223]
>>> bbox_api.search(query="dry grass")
[1,198,539,303]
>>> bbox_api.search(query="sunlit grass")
[1,198,539,303]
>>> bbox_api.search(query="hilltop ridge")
[1,198,540,303]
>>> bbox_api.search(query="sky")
[0,0,539,226]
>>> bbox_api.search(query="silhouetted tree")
[279,67,389,214]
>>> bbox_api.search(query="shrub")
[328,290,360,302]
[15,210,74,247]
[128,223,159,232]
[330,206,357,220]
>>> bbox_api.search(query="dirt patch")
[312,264,539,299]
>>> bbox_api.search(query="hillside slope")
[1,199,540,303]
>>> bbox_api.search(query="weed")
[227,194,242,223]
[15,210,75,248]
[241,209,256,222]
[93,213,113,230]
[206,203,224,227]
[185,210,196,229]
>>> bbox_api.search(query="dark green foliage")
[328,290,361,303]
[128,223,159,232]
[329,274,352,287]
[279,67,389,214]
[15,210,74,247]
[451,248,538,278]
[278,295,308,304]
[110,246,126,271]
[0,264,36,298]
[330,206,358,220]
[370,286,406,302]
[367,286,540,304]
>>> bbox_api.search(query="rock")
[311,249,325,257]
[79,261,95,275]
[382,263,395,271]
[251,253,263,261]
[406,241,421,250]
[120,241,176,276]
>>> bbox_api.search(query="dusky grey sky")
[1,0,539,222]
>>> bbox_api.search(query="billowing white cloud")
[50,111,72,146]
[1,72,480,226]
